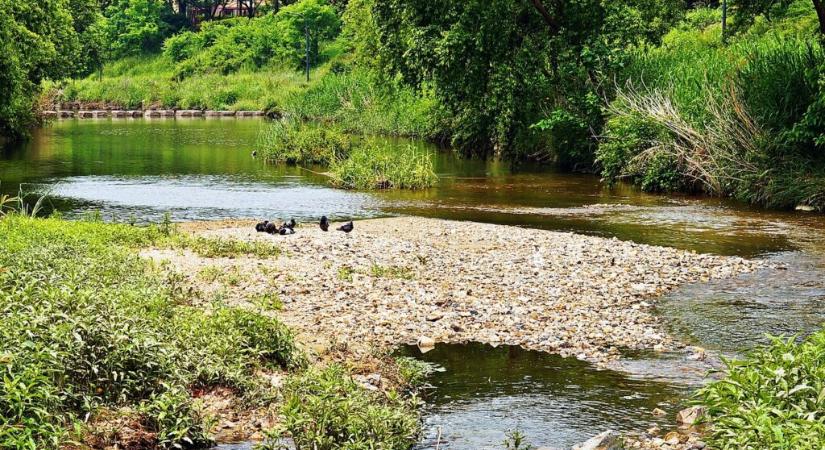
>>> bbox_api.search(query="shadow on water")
[398,343,691,450]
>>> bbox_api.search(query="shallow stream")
[3,119,823,449]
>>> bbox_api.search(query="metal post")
[305,19,310,82]
[722,0,728,43]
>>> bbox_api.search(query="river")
[2,118,823,449]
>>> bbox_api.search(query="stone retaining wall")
[42,110,266,119]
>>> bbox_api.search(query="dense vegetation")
[0,213,427,449]
[6,0,822,208]
[700,332,825,449]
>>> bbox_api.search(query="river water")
[2,119,824,449]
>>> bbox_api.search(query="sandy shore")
[145,217,762,365]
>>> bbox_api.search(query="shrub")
[162,0,341,78]
[699,332,825,449]
[0,215,302,448]
[258,120,352,166]
[279,365,421,450]
[141,385,212,449]
[330,143,437,190]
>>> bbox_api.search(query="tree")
[103,0,173,57]
[0,0,82,138]
[370,0,684,162]
[729,0,825,35]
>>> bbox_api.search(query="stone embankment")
[42,109,266,119]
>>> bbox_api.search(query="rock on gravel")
[149,217,763,365]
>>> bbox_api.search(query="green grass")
[699,332,825,449]
[0,215,302,449]
[330,142,437,190]
[369,264,415,280]
[599,4,825,210]
[275,364,421,450]
[258,120,352,166]
[171,235,281,259]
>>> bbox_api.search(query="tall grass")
[0,215,302,448]
[330,143,437,190]
[281,69,443,138]
[258,120,352,165]
[56,60,313,111]
[699,332,825,449]
[599,6,825,209]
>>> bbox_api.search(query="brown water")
[3,119,824,449]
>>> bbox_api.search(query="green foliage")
[61,56,309,110]
[370,0,684,160]
[600,4,825,209]
[279,365,421,449]
[282,69,443,138]
[141,385,212,449]
[330,143,437,190]
[163,0,341,77]
[597,111,682,192]
[0,0,93,138]
[0,215,302,448]
[699,332,825,449]
[258,120,352,165]
[104,0,175,58]
[393,357,434,388]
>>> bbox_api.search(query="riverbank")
[145,217,763,365]
[0,215,428,449]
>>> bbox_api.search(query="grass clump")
[277,364,421,449]
[258,120,352,166]
[330,143,437,190]
[699,332,825,449]
[369,264,415,280]
[173,235,281,259]
[0,215,302,448]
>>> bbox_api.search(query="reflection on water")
[3,118,825,448]
[400,343,690,450]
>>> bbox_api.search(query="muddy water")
[3,119,825,449]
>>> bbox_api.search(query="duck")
[279,226,295,235]
[337,221,354,233]
[255,220,269,232]
[265,222,279,234]
[320,216,329,232]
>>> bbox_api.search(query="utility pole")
[305,18,310,82]
[722,0,728,43]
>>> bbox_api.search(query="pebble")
[148,217,763,366]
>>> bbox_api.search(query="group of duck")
[255,215,354,235]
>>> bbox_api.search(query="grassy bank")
[0,213,426,449]
[699,331,825,449]
[597,4,825,210]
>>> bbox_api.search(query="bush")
[0,215,302,448]
[162,0,341,78]
[258,120,352,165]
[330,143,437,190]
[699,332,825,449]
[279,365,421,450]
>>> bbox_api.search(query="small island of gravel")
[146,217,763,365]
